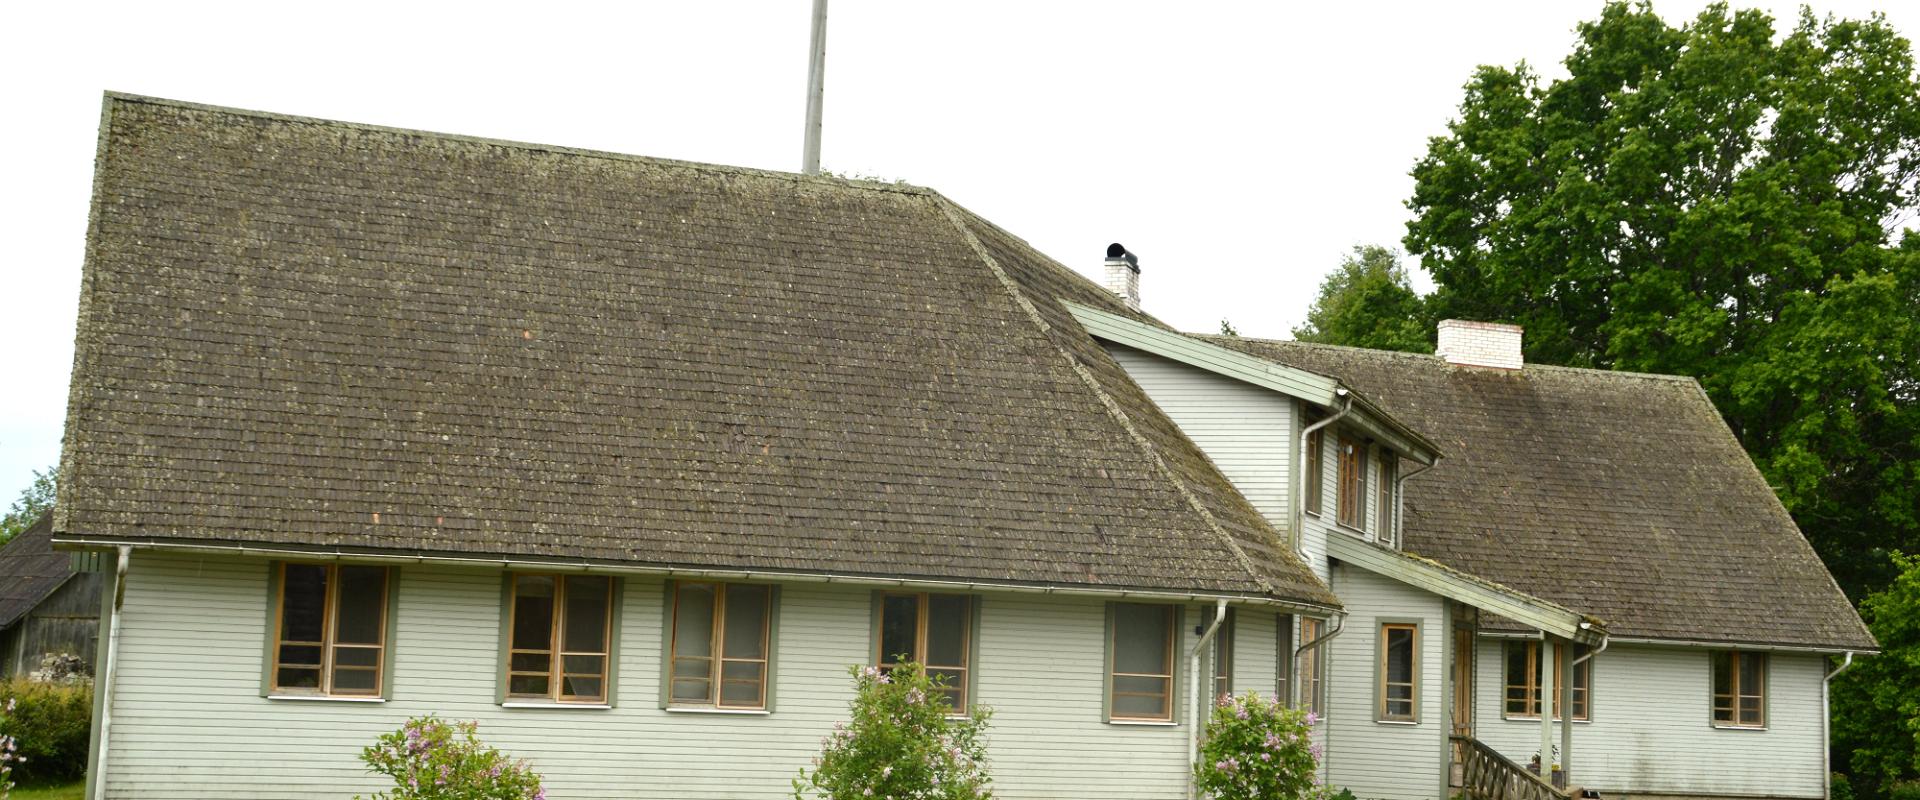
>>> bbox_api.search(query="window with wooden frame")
[505,574,614,705]
[1109,603,1177,722]
[1336,434,1367,530]
[669,582,773,709]
[1212,609,1236,702]
[1711,651,1766,728]
[1378,452,1398,546]
[1305,421,1325,515]
[1502,641,1591,721]
[1299,616,1325,718]
[269,563,392,697]
[1378,623,1419,722]
[877,592,974,710]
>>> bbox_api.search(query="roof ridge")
[925,194,1284,599]
[1201,334,1702,384]
[101,91,934,199]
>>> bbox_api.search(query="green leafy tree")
[1220,318,1241,337]
[0,467,56,546]
[1403,1,1920,597]
[1291,245,1432,353]
[1831,552,1920,800]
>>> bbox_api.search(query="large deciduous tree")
[1403,1,1920,598]
[1831,552,1920,800]
[0,466,56,546]
[1291,245,1432,353]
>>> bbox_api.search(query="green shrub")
[357,715,544,800]
[0,679,92,787]
[1195,692,1325,800]
[794,662,994,800]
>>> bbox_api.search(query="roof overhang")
[1064,302,1442,463]
[51,536,1345,617]
[1327,533,1606,645]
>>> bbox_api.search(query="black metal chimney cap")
[1106,242,1139,271]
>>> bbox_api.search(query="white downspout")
[1296,392,1353,558]
[1822,651,1856,800]
[1189,599,1229,800]
[90,545,130,800]
[1391,458,1436,550]
[1294,608,1347,785]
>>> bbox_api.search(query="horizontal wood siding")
[100,551,1205,799]
[1325,564,1448,800]
[1471,639,1828,798]
[1231,607,1281,702]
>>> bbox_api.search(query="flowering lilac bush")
[1,697,16,800]
[357,715,545,800]
[794,662,993,800]
[1195,693,1325,800]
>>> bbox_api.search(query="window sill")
[1501,716,1593,725]
[501,701,613,710]
[1710,724,1767,732]
[1107,719,1179,727]
[664,706,770,716]
[267,694,387,703]
[1375,719,1419,726]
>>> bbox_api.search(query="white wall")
[99,550,1244,800]
[1324,564,1449,800]
[1471,639,1829,799]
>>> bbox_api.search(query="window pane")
[509,674,549,696]
[1712,652,1731,695]
[334,646,380,668]
[564,654,604,677]
[1739,654,1764,697]
[671,678,713,702]
[1385,627,1415,684]
[673,583,717,661]
[720,660,765,707]
[334,566,387,645]
[723,585,770,660]
[276,667,320,689]
[1114,604,1171,675]
[333,667,378,693]
[930,667,965,701]
[562,576,610,653]
[280,564,329,643]
[278,644,322,668]
[1277,615,1293,703]
[563,676,603,701]
[1113,675,1169,717]
[510,652,550,673]
[880,594,919,663]
[512,576,556,651]
[1739,695,1762,724]
[926,595,968,668]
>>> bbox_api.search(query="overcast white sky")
[2,0,1914,499]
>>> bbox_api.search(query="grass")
[9,780,86,800]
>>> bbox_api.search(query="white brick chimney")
[1435,319,1524,370]
[1104,243,1140,311]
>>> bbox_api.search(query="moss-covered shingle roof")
[54,94,1336,608]
[0,515,72,629]
[1204,337,1873,650]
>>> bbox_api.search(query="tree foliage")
[1403,1,1920,597]
[1291,245,1432,353]
[1832,552,1920,800]
[0,467,56,547]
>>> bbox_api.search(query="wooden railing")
[1450,735,1576,800]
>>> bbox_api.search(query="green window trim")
[495,572,624,707]
[1104,602,1184,724]
[661,580,781,712]
[1374,619,1421,723]
[259,561,401,700]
